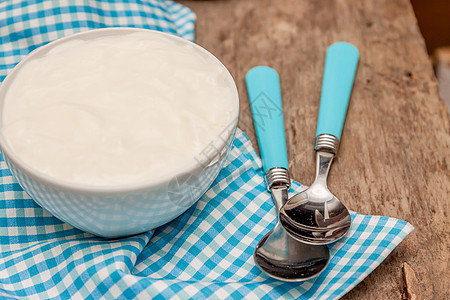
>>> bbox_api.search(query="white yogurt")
[2,32,236,186]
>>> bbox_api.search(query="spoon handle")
[316,42,359,150]
[246,66,289,173]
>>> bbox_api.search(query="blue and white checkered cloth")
[0,1,414,299]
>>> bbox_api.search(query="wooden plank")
[178,0,450,298]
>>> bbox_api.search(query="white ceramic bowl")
[0,28,239,238]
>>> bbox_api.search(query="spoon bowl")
[254,186,330,281]
[280,150,351,245]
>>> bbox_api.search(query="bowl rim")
[0,27,240,195]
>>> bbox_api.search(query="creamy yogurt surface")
[1,31,236,186]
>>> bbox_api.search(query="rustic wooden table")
[179,0,449,298]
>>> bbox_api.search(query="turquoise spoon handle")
[316,42,359,140]
[246,66,289,173]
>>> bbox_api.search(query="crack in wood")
[402,262,422,300]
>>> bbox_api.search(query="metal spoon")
[254,175,330,281]
[246,66,329,281]
[279,42,359,245]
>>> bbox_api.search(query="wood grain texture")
[178,0,450,298]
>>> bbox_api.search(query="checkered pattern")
[0,1,413,299]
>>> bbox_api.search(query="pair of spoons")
[246,42,359,281]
